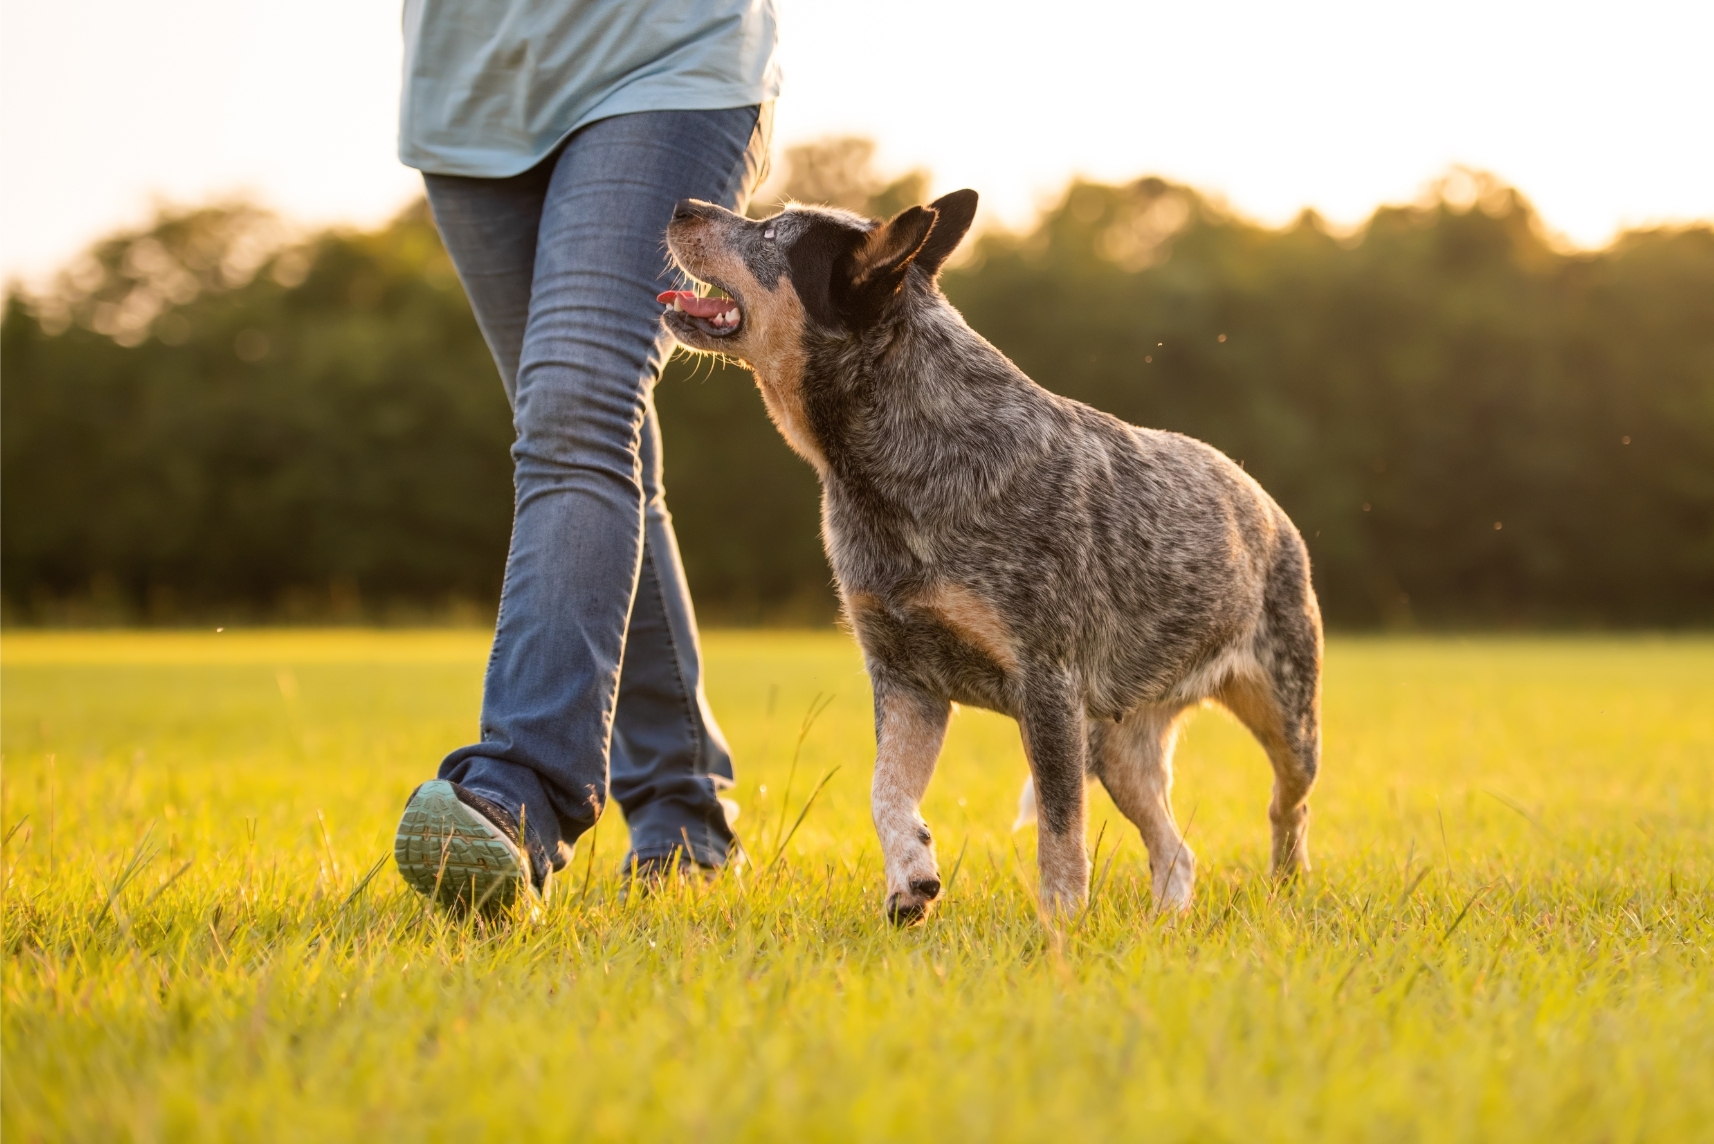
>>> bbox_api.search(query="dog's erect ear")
[914,189,979,278]
[839,205,938,317]
[850,205,938,288]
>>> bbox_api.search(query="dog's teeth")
[724,309,738,324]
[672,298,683,311]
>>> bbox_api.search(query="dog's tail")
[1012,776,1038,831]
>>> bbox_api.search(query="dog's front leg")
[1020,669,1090,915]
[870,679,951,925]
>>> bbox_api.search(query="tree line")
[4,141,1710,627]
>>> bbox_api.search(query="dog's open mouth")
[658,288,742,337]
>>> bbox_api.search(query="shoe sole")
[394,780,532,914]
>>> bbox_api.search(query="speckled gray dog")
[662,190,1323,923]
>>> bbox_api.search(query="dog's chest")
[837,560,1023,714]
[822,471,1023,712]
[850,593,1019,712]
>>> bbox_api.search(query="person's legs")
[420,107,768,885]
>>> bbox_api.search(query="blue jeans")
[423,106,770,873]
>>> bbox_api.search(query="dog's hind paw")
[885,877,942,926]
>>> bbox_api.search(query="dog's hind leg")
[870,677,952,924]
[1220,668,1318,877]
[1019,666,1090,914]
[1220,543,1323,877]
[1091,704,1196,911]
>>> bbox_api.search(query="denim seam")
[641,540,705,772]
[479,489,523,725]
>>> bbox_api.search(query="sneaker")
[394,780,549,914]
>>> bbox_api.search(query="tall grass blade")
[772,692,836,855]
[339,855,390,911]
[1483,788,1552,835]
[139,860,194,911]
[768,766,841,873]
[2,815,30,850]
[942,834,970,900]
[101,823,160,922]
[1394,865,1432,910]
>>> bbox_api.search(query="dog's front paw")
[1151,845,1196,913]
[884,876,942,926]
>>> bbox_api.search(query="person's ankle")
[450,783,555,893]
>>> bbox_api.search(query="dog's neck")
[736,283,832,476]
[778,296,1061,516]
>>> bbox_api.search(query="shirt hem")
[399,82,779,178]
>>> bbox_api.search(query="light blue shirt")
[399,0,781,176]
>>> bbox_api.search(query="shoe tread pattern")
[394,780,525,912]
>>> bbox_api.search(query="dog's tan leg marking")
[912,583,1021,674]
[1219,671,1316,877]
[1019,677,1090,915]
[871,685,951,924]
[1093,705,1196,911]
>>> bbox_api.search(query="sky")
[2,0,1710,286]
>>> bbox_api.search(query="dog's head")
[661,189,979,359]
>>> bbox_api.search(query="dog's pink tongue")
[657,290,730,318]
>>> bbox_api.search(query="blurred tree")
[2,203,512,622]
[747,136,930,219]
[3,150,1710,627]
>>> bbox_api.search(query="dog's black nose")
[672,199,700,222]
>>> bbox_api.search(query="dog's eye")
[762,225,776,241]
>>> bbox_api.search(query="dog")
[661,190,1322,923]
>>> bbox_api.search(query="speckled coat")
[664,190,1323,921]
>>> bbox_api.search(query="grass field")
[3,630,1711,1142]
